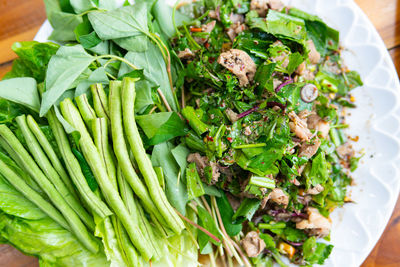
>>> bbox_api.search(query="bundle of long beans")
[0,77,185,266]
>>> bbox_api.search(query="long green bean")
[92,118,117,189]
[0,150,43,194]
[26,115,78,198]
[91,83,110,120]
[46,109,112,219]
[121,77,185,234]
[0,125,99,253]
[0,158,69,230]
[60,98,155,261]
[109,81,168,228]
[76,94,96,131]
[16,115,95,231]
[117,167,162,261]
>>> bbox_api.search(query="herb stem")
[157,88,173,112]
[232,143,267,149]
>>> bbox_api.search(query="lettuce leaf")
[0,175,109,267]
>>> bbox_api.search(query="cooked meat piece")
[187,153,207,176]
[250,0,269,16]
[241,231,266,257]
[187,153,220,184]
[202,20,216,33]
[225,108,239,123]
[269,188,289,207]
[296,207,332,238]
[298,137,321,159]
[273,79,283,90]
[230,13,245,24]
[289,111,313,141]
[336,142,355,159]
[209,161,221,184]
[296,61,306,76]
[218,49,257,86]
[260,194,271,209]
[307,40,321,64]
[268,0,284,11]
[177,48,195,59]
[307,114,330,138]
[306,184,324,195]
[243,126,252,136]
[227,21,247,41]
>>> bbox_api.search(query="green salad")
[0,0,362,266]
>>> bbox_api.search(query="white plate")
[35,0,400,266]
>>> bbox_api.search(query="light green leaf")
[113,34,148,52]
[136,112,186,145]
[120,41,177,111]
[75,67,109,97]
[48,11,83,42]
[134,80,153,113]
[0,77,39,113]
[70,0,96,14]
[40,45,95,116]
[88,3,148,40]
[151,142,188,214]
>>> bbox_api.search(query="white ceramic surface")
[35,0,400,266]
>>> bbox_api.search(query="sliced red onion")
[275,77,293,92]
[300,84,318,103]
[285,240,304,247]
[237,106,259,118]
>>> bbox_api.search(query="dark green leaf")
[197,205,221,252]
[232,198,261,224]
[136,112,187,145]
[185,163,205,200]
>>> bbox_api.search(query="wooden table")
[0,0,399,266]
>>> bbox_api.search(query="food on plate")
[0,0,362,266]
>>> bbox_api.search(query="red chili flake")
[190,27,202,32]
[327,84,332,88]
[261,162,265,164]
[208,57,215,63]
[227,137,233,142]
[205,42,210,49]
[206,136,214,142]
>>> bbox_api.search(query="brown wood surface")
[0,0,399,266]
